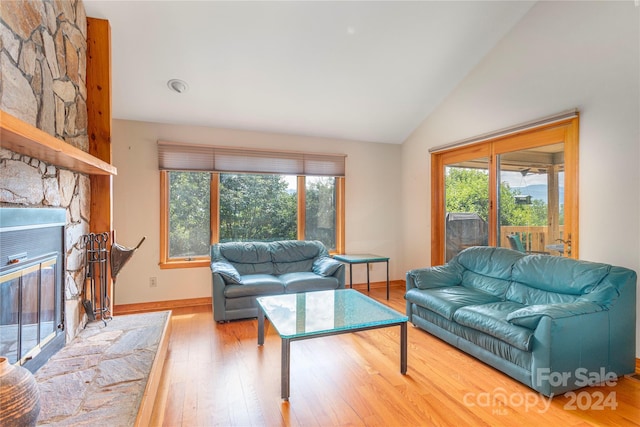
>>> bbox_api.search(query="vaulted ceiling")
[84,1,535,144]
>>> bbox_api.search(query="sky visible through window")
[284,175,297,191]
[502,171,564,203]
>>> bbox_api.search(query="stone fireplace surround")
[1,0,92,342]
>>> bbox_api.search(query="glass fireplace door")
[0,256,59,365]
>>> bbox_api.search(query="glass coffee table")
[257,289,408,400]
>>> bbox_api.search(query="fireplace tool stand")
[82,232,111,325]
[82,233,146,326]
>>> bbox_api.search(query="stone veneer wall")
[0,0,90,341]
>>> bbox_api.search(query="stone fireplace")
[1,0,93,348]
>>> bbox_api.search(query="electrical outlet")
[149,277,158,288]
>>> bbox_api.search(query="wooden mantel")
[0,110,117,176]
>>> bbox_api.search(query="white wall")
[112,120,402,305]
[400,2,640,355]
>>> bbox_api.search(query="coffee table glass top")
[256,289,407,339]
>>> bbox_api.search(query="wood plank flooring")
[150,285,640,426]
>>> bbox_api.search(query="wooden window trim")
[211,173,220,244]
[297,176,306,240]
[159,171,169,267]
[335,177,346,255]
[160,172,346,268]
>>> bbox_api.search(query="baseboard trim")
[114,297,211,315]
[636,357,640,374]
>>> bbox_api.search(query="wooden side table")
[332,254,390,299]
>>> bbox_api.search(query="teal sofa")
[405,246,636,396]
[211,240,345,322]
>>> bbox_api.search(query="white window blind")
[158,141,346,177]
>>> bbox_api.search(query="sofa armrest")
[211,272,228,322]
[312,256,341,276]
[311,257,345,288]
[211,261,242,284]
[529,269,636,396]
[333,262,346,289]
[530,309,626,396]
[211,261,243,322]
[406,263,463,291]
[506,301,603,330]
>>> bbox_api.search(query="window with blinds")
[157,141,346,177]
[158,141,346,268]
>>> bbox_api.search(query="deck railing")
[500,226,565,254]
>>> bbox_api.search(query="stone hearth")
[34,311,171,426]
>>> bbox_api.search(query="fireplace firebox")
[0,208,66,372]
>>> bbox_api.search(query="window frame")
[160,172,345,269]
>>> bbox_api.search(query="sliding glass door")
[431,116,579,265]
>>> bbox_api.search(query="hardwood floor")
[150,285,640,426]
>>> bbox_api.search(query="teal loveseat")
[405,246,636,396]
[211,240,345,322]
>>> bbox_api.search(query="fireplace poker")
[82,234,96,321]
[94,232,111,324]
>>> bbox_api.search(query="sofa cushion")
[270,240,326,261]
[506,301,605,330]
[270,240,325,275]
[280,272,340,293]
[405,286,500,321]
[224,274,284,298]
[218,242,274,275]
[274,259,314,275]
[456,247,524,280]
[211,262,242,285]
[512,255,611,295]
[411,305,533,370]
[409,264,463,290]
[452,302,533,351]
[312,257,341,276]
[505,281,579,306]
[219,242,271,263]
[461,271,511,298]
[578,281,620,308]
